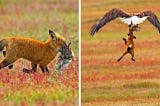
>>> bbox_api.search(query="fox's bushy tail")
[0,39,8,51]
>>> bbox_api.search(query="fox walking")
[0,30,66,73]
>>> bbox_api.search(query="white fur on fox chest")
[129,44,132,48]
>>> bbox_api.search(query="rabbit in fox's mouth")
[55,42,74,75]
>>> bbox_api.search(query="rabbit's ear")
[68,42,71,48]
[65,42,67,46]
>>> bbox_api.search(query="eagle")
[90,8,160,36]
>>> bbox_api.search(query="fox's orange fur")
[0,30,66,73]
[117,25,139,61]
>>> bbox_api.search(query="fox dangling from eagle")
[89,8,160,61]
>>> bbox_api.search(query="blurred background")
[82,0,160,105]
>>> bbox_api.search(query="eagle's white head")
[120,16,149,25]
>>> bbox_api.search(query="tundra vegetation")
[0,0,78,106]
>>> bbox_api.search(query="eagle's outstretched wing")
[89,8,130,36]
[137,11,160,33]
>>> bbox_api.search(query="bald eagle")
[90,8,160,36]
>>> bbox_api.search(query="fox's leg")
[8,65,13,69]
[3,51,6,56]
[127,46,131,52]
[45,67,49,73]
[117,51,128,62]
[22,63,37,74]
[31,63,37,72]
[39,65,49,73]
[23,68,32,73]
[39,65,45,73]
[2,51,13,69]
[130,50,135,61]
[0,58,13,69]
[122,38,127,45]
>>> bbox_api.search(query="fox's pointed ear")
[49,29,57,40]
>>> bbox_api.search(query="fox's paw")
[117,58,121,62]
[23,68,33,74]
[131,58,136,61]
[117,59,120,62]
[122,37,126,40]
[8,65,13,69]
[122,38,126,45]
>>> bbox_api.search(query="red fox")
[117,24,140,61]
[0,30,66,73]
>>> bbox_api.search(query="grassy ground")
[0,0,78,106]
[82,0,160,105]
